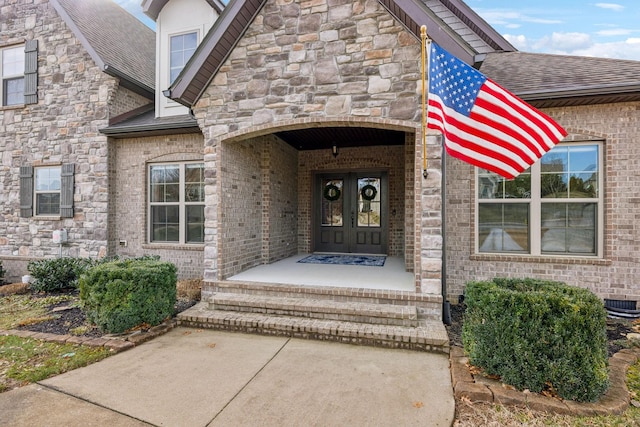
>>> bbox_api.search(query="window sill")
[470,253,611,266]
[142,243,204,251]
[33,216,61,221]
[0,104,25,111]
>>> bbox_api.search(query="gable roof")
[167,0,515,107]
[51,0,156,99]
[142,0,226,20]
[480,51,640,108]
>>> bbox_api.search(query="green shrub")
[462,278,609,402]
[79,258,177,334]
[27,257,95,292]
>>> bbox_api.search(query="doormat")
[297,254,386,267]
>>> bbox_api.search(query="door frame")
[312,169,389,254]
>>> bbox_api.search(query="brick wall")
[109,134,205,279]
[218,135,299,279]
[110,86,152,117]
[445,102,640,302]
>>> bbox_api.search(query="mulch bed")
[14,290,197,338]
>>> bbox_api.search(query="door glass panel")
[321,179,343,226]
[357,177,381,227]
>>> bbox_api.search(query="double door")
[314,172,388,254]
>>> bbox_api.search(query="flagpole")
[421,25,429,179]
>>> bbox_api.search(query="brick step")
[177,302,449,354]
[208,293,420,327]
[204,280,443,320]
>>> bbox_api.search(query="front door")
[314,172,388,254]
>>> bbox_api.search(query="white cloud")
[595,3,625,12]
[512,32,640,61]
[534,32,593,52]
[503,34,530,50]
[570,39,640,60]
[477,9,562,27]
[596,28,635,36]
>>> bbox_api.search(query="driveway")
[0,328,454,426]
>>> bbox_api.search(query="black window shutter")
[24,40,38,105]
[60,163,74,218]
[19,165,33,217]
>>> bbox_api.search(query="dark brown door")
[314,172,387,254]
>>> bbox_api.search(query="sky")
[468,0,640,60]
[113,0,640,61]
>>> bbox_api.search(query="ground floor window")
[477,142,602,257]
[149,162,204,244]
[35,166,61,215]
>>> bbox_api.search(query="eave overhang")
[517,83,640,108]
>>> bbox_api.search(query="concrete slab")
[0,384,149,427]
[210,338,454,426]
[3,328,454,426]
[41,329,289,426]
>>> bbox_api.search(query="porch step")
[177,302,449,354]
[208,293,420,327]
[204,280,443,320]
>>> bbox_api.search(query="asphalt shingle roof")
[480,51,640,96]
[52,0,155,91]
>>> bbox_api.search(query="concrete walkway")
[0,328,454,426]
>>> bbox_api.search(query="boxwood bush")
[462,278,609,402]
[27,257,96,292]
[79,258,177,334]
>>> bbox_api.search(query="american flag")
[427,42,567,179]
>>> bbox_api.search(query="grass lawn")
[0,335,111,393]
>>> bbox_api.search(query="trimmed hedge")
[27,257,96,292]
[79,258,177,334]
[462,278,609,402]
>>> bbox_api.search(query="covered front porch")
[227,254,414,291]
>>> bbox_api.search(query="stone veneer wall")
[0,0,150,279]
[445,102,640,302]
[297,144,406,257]
[109,134,205,279]
[194,0,443,295]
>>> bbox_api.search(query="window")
[35,167,61,215]
[477,143,602,257]
[1,41,37,106]
[20,164,74,218]
[169,32,197,84]
[1,45,24,106]
[149,162,204,244]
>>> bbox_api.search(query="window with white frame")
[35,167,61,216]
[149,162,204,244]
[169,32,197,84]
[1,45,25,106]
[477,142,602,257]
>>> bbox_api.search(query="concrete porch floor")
[227,254,415,292]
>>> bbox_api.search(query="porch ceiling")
[275,127,406,151]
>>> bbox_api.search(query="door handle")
[351,211,355,227]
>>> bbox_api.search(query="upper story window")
[477,142,602,257]
[1,45,25,106]
[169,32,197,84]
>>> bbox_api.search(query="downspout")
[441,141,451,325]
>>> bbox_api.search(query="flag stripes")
[426,42,567,179]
